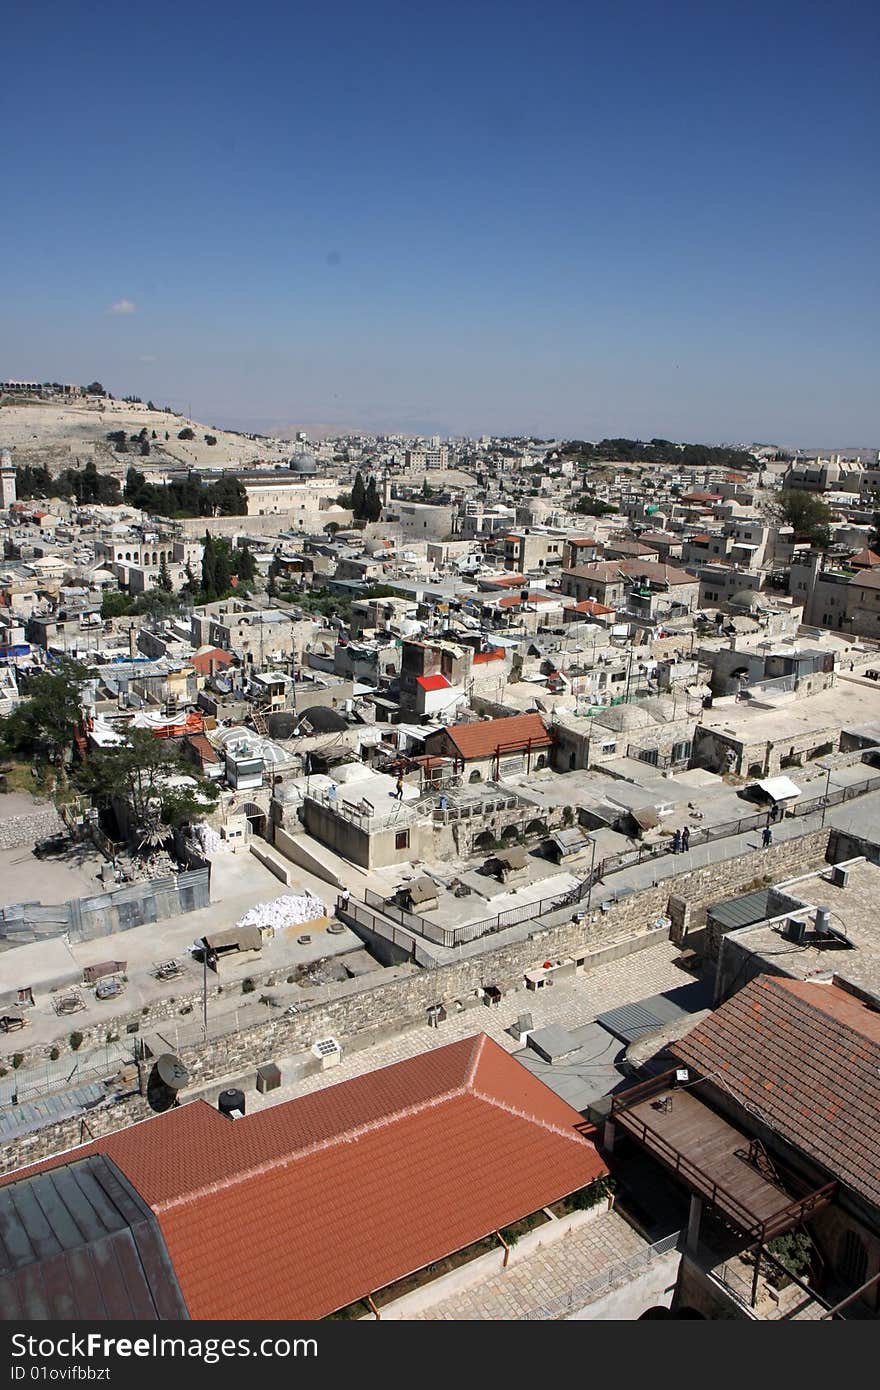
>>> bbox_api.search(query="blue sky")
[2,0,878,443]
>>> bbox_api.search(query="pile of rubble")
[235,893,327,933]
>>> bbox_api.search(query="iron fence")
[523,1228,683,1320]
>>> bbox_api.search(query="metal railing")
[338,896,439,967]
[523,1229,683,1320]
[361,880,593,950]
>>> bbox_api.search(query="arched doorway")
[240,801,267,839]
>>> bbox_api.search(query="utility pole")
[585,834,597,911]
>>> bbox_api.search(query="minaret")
[0,448,16,509]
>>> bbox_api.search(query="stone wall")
[0,827,836,1176]
[0,803,63,850]
[666,827,832,944]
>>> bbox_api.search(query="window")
[638,748,659,766]
[395,830,410,851]
[839,1230,868,1288]
[672,740,691,763]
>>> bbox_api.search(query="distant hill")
[0,398,291,473]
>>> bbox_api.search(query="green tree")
[205,434,217,446]
[101,590,134,619]
[779,490,832,550]
[84,381,105,396]
[365,476,382,522]
[201,530,217,599]
[234,541,256,584]
[352,471,366,519]
[157,557,173,593]
[867,490,880,554]
[0,658,91,768]
[178,427,195,441]
[75,728,218,843]
[139,438,150,457]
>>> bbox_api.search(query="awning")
[755,776,802,802]
[203,926,262,953]
[404,877,439,905]
[494,846,528,870]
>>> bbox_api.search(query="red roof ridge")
[469,1084,593,1148]
[155,1084,482,1213]
[463,1031,487,1088]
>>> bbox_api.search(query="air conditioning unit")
[311,1036,342,1069]
[784,917,806,944]
[831,865,849,889]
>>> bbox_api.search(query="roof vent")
[218,1088,246,1119]
[311,1036,342,1069]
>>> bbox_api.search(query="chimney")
[128,624,137,658]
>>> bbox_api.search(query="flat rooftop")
[700,677,880,742]
[720,857,880,999]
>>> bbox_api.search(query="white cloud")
[109,299,136,315]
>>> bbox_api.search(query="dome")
[292,705,348,734]
[596,704,656,731]
[639,696,677,722]
[730,589,771,610]
[287,451,318,473]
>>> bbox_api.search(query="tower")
[0,449,16,509]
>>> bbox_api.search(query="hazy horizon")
[4,1,878,446]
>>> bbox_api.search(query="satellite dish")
[156,1053,189,1090]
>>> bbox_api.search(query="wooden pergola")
[610,1069,837,1306]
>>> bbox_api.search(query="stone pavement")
[244,936,689,1110]
[410,1210,647,1320]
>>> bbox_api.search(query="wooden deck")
[612,1077,833,1240]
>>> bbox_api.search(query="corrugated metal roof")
[1,1035,606,1321]
[706,887,774,931]
[595,1002,666,1043]
[0,1154,188,1320]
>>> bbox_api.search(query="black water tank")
[218,1088,246,1118]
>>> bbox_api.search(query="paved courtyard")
[242,936,692,1110]
[410,1210,649,1320]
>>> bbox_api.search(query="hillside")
[0,398,292,474]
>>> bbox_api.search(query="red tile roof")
[564,599,615,616]
[416,673,451,691]
[186,733,220,763]
[498,592,555,609]
[848,548,880,569]
[191,647,233,676]
[436,713,551,761]
[2,1035,604,1320]
[673,977,880,1208]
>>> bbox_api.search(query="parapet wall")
[0,827,835,1176]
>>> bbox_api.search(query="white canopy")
[756,776,802,802]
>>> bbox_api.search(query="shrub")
[241,978,255,994]
[12,1053,24,1069]
[69,1031,84,1051]
[178,427,195,440]
[49,1046,60,1061]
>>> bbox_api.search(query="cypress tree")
[352,471,366,519]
